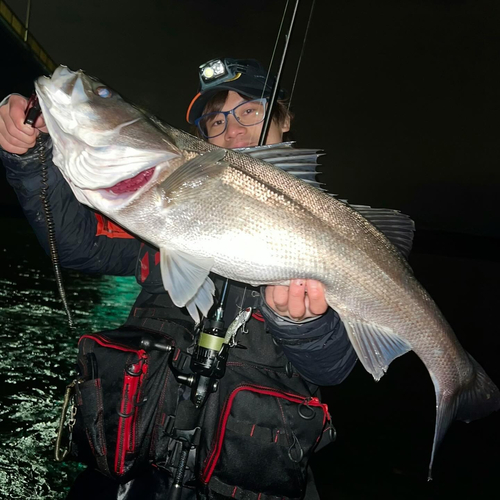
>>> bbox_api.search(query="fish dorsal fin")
[342,318,412,381]
[239,143,415,258]
[159,149,227,197]
[348,205,415,259]
[160,247,215,323]
[236,142,325,189]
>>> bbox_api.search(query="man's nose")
[225,114,245,138]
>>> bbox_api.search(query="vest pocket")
[75,378,107,459]
[201,385,330,499]
[70,330,173,483]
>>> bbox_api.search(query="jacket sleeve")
[1,135,141,275]
[259,297,357,386]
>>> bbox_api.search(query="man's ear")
[281,115,291,133]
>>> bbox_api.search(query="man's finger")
[305,280,328,315]
[9,95,35,134]
[0,129,35,150]
[34,113,48,132]
[1,107,36,146]
[0,133,31,154]
[270,285,290,314]
[288,280,306,320]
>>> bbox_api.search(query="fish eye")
[95,86,112,98]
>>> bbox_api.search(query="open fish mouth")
[106,167,156,195]
[35,66,180,197]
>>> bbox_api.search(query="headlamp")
[187,57,285,124]
[198,58,244,91]
[200,59,227,82]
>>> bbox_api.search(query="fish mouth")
[35,66,82,110]
[90,162,167,208]
[106,167,155,195]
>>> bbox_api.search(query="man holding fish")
[0,58,358,499]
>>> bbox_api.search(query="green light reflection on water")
[0,218,140,499]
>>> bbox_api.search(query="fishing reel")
[189,312,230,408]
[167,290,251,408]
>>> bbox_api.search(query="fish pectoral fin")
[159,149,228,200]
[160,247,215,323]
[343,318,412,381]
[185,277,216,324]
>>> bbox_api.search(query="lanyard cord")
[38,135,76,332]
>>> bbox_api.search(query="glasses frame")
[195,97,268,139]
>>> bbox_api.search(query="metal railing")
[0,0,56,73]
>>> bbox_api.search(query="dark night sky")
[3,0,500,239]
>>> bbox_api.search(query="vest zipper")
[79,334,146,353]
[79,334,149,475]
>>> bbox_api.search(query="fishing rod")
[213,0,314,321]
[186,2,316,412]
[259,0,315,146]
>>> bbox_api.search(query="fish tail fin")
[456,353,500,422]
[428,353,500,481]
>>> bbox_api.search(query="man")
[0,58,357,499]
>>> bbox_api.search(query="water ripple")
[0,217,140,499]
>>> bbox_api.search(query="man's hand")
[0,95,47,155]
[265,279,328,321]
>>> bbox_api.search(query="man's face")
[207,91,290,149]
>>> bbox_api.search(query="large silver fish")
[35,66,499,477]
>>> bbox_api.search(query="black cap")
[186,58,285,124]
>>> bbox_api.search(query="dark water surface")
[1,215,499,499]
[0,215,140,499]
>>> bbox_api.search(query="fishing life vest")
[62,314,335,500]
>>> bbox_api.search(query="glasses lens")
[234,99,267,126]
[197,112,227,139]
[196,98,268,139]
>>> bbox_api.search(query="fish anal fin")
[160,247,215,322]
[343,318,412,381]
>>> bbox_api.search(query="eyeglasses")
[195,98,268,139]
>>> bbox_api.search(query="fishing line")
[260,0,291,104]
[287,0,316,111]
[245,0,291,148]
[259,0,301,146]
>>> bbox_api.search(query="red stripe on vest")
[140,252,150,282]
[252,310,265,322]
[95,214,135,239]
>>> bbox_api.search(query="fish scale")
[34,65,500,479]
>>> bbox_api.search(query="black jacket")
[1,135,357,386]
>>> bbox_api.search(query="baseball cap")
[186,58,286,124]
